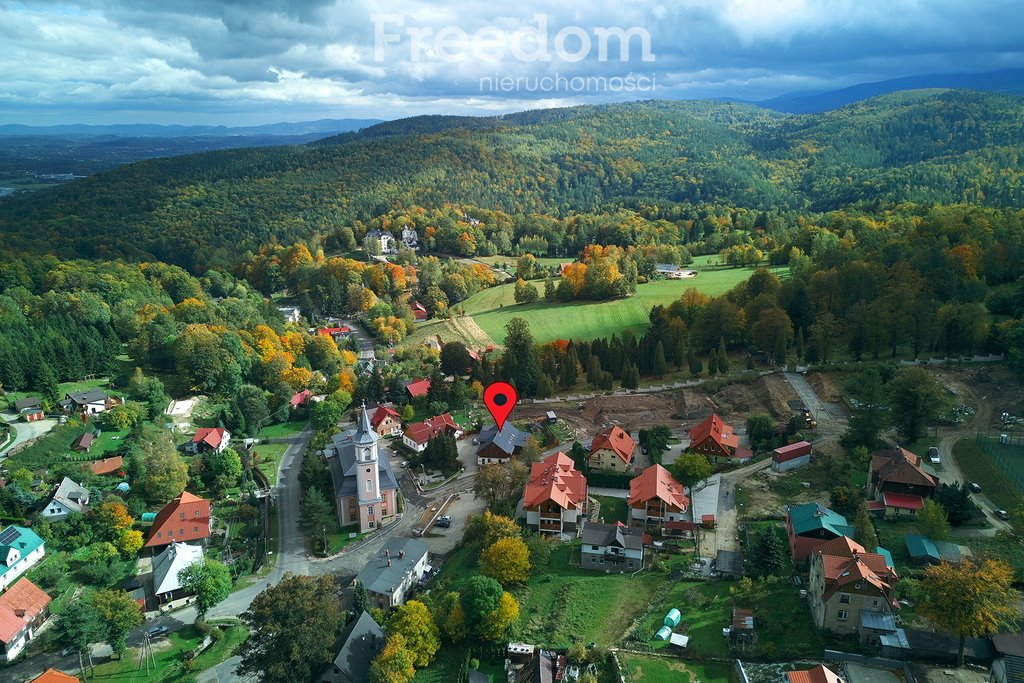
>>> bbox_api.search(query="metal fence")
[975,433,1024,494]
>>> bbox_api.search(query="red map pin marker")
[483,381,518,430]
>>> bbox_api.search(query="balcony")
[539,520,562,531]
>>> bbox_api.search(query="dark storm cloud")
[0,0,1021,124]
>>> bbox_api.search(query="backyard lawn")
[87,622,247,682]
[256,420,309,440]
[252,443,289,486]
[592,495,630,524]
[618,654,733,683]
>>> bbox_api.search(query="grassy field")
[618,654,733,683]
[409,259,787,346]
[255,420,308,440]
[516,544,664,647]
[593,495,630,524]
[4,377,117,405]
[252,443,289,486]
[953,439,1024,510]
[87,622,247,682]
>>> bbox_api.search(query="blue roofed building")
[0,526,46,592]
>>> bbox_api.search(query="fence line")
[975,434,1024,494]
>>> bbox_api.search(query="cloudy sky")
[1,0,1022,125]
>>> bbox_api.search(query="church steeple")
[353,402,378,446]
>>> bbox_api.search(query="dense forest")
[1,90,1023,271]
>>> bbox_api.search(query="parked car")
[928,446,940,464]
[146,626,169,639]
[995,509,1010,520]
[970,482,982,493]
[435,515,452,528]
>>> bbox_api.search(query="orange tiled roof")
[589,426,635,464]
[689,414,740,450]
[0,578,51,644]
[370,405,401,430]
[403,413,458,445]
[87,456,124,476]
[523,452,587,510]
[787,665,843,683]
[31,669,81,683]
[628,464,689,511]
[192,427,228,449]
[144,491,212,547]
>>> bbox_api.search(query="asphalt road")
[0,410,58,462]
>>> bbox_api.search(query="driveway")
[0,411,58,461]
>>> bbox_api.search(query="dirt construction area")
[516,374,801,435]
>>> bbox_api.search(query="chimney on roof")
[399,550,405,559]
[385,548,390,557]
[387,559,392,567]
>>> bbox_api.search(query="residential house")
[325,406,400,532]
[318,611,384,683]
[187,427,231,454]
[13,397,40,413]
[369,404,402,436]
[151,542,204,604]
[60,389,117,415]
[772,441,813,472]
[785,502,856,562]
[404,378,431,400]
[504,644,563,683]
[655,263,686,279]
[0,526,46,591]
[808,536,899,636]
[29,669,81,683]
[353,537,429,609]
[523,452,588,535]
[0,578,51,661]
[990,634,1024,683]
[290,389,314,410]
[627,464,689,526]
[867,448,939,517]
[581,522,646,572]
[277,306,302,324]
[144,492,213,549]
[410,302,428,321]
[318,326,353,342]
[401,224,419,249]
[587,426,635,473]
[402,413,461,453]
[88,456,124,476]
[688,414,752,465]
[477,423,528,465]
[787,665,844,683]
[71,432,94,453]
[367,229,397,254]
[41,477,90,520]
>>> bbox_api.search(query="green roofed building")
[0,526,46,592]
[786,502,856,562]
[904,533,940,565]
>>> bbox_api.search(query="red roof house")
[867,448,938,518]
[524,452,588,535]
[787,665,844,683]
[688,414,752,464]
[188,427,230,454]
[410,302,428,321]
[0,578,51,661]
[587,426,635,472]
[370,405,402,436]
[30,669,81,683]
[808,537,899,635]
[402,413,461,452]
[317,326,353,339]
[628,464,689,524]
[404,379,431,399]
[290,389,313,408]
[144,492,212,548]
[87,456,124,476]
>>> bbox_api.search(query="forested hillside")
[0,90,1022,271]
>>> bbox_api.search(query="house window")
[369,521,375,528]
[366,480,372,493]
[368,506,374,516]
[839,594,851,604]
[179,512,185,520]
[157,532,163,538]
[168,530,173,537]
[872,599,879,606]
[195,510,201,517]
[193,527,199,533]
[591,545,600,550]
[837,610,848,621]
[382,508,388,516]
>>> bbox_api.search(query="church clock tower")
[353,404,382,531]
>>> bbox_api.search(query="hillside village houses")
[144,492,213,550]
[369,404,403,436]
[0,526,46,591]
[587,425,635,472]
[402,413,461,452]
[40,477,90,520]
[353,537,429,609]
[326,405,400,533]
[59,389,119,415]
[318,611,384,683]
[808,536,899,637]
[476,423,528,465]
[367,229,397,254]
[401,224,419,249]
[523,452,588,536]
[187,427,231,454]
[581,522,646,573]
[151,542,205,604]
[688,413,753,465]
[0,578,51,661]
[867,447,939,518]
[628,464,690,526]
[786,502,856,563]
[277,305,301,324]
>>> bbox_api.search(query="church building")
[325,405,400,532]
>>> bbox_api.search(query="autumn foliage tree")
[385,600,440,667]
[370,634,417,683]
[919,558,1021,665]
[480,537,532,585]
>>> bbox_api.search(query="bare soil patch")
[805,371,842,402]
[710,374,800,421]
